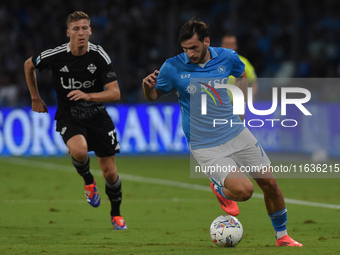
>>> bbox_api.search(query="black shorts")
[56,111,120,157]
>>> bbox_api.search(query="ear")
[89,26,92,36]
[204,37,210,47]
[66,29,70,38]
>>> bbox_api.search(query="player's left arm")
[67,81,120,103]
[235,70,247,121]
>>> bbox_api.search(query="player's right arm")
[24,57,48,113]
[142,70,162,101]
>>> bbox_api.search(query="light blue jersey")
[156,47,245,149]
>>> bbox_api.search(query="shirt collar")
[184,46,218,64]
[67,42,90,53]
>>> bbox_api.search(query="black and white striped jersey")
[32,42,117,120]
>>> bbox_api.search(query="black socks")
[72,157,94,185]
[105,176,122,217]
[72,156,122,216]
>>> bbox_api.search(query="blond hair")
[66,11,90,28]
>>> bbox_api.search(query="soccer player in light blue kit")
[142,18,302,247]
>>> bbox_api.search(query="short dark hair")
[178,18,209,43]
[66,11,90,28]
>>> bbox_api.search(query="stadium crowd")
[0,0,340,106]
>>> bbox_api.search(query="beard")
[198,46,208,64]
[190,46,208,64]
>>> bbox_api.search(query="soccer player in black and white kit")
[24,11,127,230]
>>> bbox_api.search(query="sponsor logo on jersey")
[59,66,69,72]
[186,83,197,94]
[107,71,116,78]
[60,77,97,89]
[181,73,190,79]
[87,63,97,74]
[35,56,41,65]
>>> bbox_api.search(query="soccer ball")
[209,215,243,247]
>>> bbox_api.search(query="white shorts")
[191,128,271,186]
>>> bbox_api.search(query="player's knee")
[239,185,254,201]
[234,183,254,201]
[226,177,254,201]
[259,178,280,195]
[70,148,88,162]
[102,168,113,180]
[102,166,117,182]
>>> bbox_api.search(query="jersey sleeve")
[32,44,68,71]
[155,61,175,95]
[229,50,245,78]
[32,52,51,71]
[96,46,117,85]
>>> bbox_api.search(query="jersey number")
[108,130,116,145]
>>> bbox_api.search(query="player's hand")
[67,90,90,101]
[143,70,159,89]
[32,98,48,113]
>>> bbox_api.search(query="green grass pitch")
[0,156,339,254]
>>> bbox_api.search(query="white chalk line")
[1,157,340,210]
[3,198,210,204]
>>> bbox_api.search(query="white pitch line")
[3,198,214,204]
[2,158,340,210]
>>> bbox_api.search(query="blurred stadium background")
[1,2,340,253]
[0,0,340,158]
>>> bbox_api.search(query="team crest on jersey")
[87,63,97,74]
[217,65,226,74]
